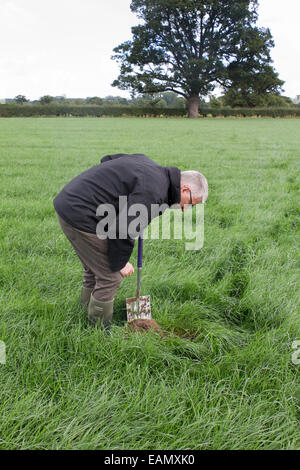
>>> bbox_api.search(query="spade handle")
[137,236,143,269]
[136,236,143,298]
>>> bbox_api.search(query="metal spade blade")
[126,236,151,322]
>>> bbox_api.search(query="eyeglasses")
[189,190,204,206]
[182,190,204,212]
[182,190,194,212]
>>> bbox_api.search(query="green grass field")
[1,117,300,450]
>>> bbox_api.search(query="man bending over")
[53,153,208,328]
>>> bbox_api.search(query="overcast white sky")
[0,0,299,100]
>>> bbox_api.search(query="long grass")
[0,117,299,449]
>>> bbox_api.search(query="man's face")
[179,185,202,211]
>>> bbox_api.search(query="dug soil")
[127,319,163,336]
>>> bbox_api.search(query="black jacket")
[53,153,181,271]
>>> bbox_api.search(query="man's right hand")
[120,262,135,278]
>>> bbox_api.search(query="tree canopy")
[112,0,284,117]
[14,95,28,105]
[39,95,55,105]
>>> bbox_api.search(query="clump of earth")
[127,319,163,336]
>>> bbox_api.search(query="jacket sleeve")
[106,191,151,272]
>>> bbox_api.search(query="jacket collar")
[165,166,181,206]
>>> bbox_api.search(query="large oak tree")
[112,0,283,118]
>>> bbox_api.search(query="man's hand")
[120,262,135,278]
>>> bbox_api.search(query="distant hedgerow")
[0,104,300,118]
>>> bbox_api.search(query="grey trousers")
[56,213,123,302]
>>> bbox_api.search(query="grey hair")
[181,171,208,203]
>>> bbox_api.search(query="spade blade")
[126,295,151,322]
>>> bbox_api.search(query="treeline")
[6,92,186,109]
[1,104,300,118]
[5,91,299,109]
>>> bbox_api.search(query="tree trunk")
[188,95,200,118]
